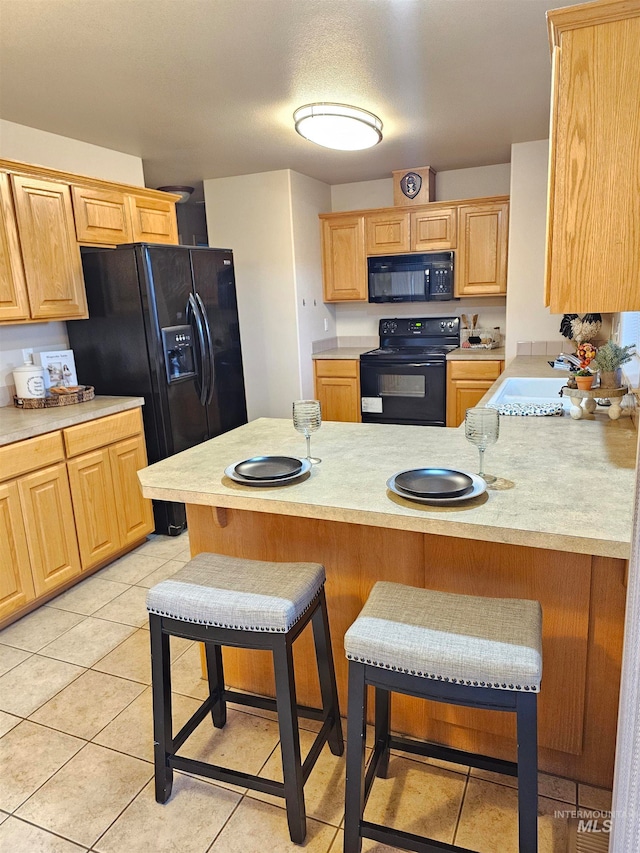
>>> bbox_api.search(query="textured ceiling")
[0,0,583,191]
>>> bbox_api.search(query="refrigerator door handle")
[187,293,209,405]
[195,291,215,406]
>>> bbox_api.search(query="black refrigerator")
[67,243,247,536]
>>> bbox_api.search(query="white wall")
[0,121,145,407]
[0,120,144,186]
[331,178,392,211]
[437,163,511,201]
[504,139,563,362]
[289,172,334,398]
[204,170,302,420]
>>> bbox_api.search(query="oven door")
[360,359,446,426]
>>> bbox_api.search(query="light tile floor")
[0,532,613,853]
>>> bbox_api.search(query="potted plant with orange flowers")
[574,342,597,390]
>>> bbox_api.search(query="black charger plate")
[234,455,303,480]
[393,468,474,498]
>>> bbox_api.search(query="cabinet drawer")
[314,359,359,379]
[63,408,143,458]
[0,431,64,482]
[448,360,502,381]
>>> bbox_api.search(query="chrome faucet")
[554,352,581,369]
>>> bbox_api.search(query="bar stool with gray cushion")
[343,581,543,853]
[146,551,343,844]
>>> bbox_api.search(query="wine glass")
[464,407,499,484]
[293,400,322,464]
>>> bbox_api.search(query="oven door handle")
[364,361,444,369]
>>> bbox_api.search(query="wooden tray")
[14,386,95,409]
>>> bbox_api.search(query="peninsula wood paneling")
[185,503,626,787]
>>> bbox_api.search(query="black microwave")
[368,252,455,303]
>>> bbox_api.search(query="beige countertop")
[0,396,145,446]
[312,346,506,361]
[139,360,637,560]
[312,347,372,360]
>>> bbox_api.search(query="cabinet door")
[128,195,178,244]
[0,480,35,621]
[67,449,121,570]
[410,207,457,251]
[321,216,366,301]
[11,175,87,320]
[71,185,132,244]
[0,172,30,321]
[109,435,154,547]
[456,201,509,297]
[314,361,361,423]
[18,463,81,596]
[364,211,410,255]
[446,379,494,427]
[546,9,640,312]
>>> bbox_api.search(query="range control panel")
[379,317,460,337]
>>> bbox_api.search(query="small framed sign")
[36,350,78,390]
[392,166,436,206]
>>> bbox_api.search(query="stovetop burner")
[361,317,461,364]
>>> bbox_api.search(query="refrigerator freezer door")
[190,249,247,437]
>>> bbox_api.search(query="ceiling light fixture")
[293,103,383,151]
[157,185,194,203]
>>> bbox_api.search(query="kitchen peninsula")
[138,369,636,789]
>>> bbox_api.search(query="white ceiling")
[0,0,583,193]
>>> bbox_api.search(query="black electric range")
[360,316,460,426]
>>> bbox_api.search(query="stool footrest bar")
[223,689,325,722]
[361,821,477,853]
[388,735,518,778]
[172,696,214,752]
[169,754,286,797]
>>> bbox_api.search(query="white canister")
[13,361,46,399]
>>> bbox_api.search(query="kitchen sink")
[486,376,571,411]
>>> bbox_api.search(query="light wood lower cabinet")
[18,463,82,596]
[314,359,361,422]
[67,449,121,570]
[0,481,35,621]
[66,410,154,570]
[446,360,503,427]
[109,435,155,547]
[0,406,154,627]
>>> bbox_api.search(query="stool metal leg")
[374,687,391,779]
[344,661,367,853]
[273,636,306,844]
[205,643,227,728]
[311,590,344,756]
[516,692,538,853]
[149,614,173,803]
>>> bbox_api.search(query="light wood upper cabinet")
[410,207,457,251]
[314,359,361,423]
[0,480,35,622]
[545,0,640,312]
[11,175,87,320]
[455,200,509,297]
[18,463,81,596]
[129,194,179,244]
[71,185,133,244]
[365,210,411,254]
[0,172,30,322]
[321,215,367,301]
